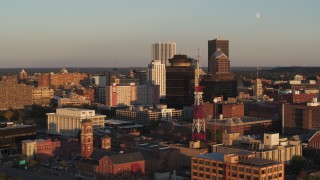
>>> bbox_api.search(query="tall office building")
[166,54,196,109]
[202,38,236,102]
[151,42,176,66]
[208,38,229,74]
[148,60,166,98]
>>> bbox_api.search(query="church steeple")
[81,119,93,159]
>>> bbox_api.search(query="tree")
[17,110,25,124]
[4,111,14,122]
[290,155,309,172]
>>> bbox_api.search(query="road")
[1,164,81,180]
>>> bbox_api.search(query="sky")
[0,0,319,68]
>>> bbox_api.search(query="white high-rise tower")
[148,60,166,99]
[151,42,176,66]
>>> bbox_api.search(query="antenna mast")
[192,48,206,141]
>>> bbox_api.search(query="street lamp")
[65,164,71,180]
[213,98,218,142]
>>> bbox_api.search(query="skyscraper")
[151,42,176,66]
[148,60,166,98]
[208,38,229,74]
[166,54,196,109]
[202,37,237,102]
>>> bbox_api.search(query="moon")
[256,12,261,19]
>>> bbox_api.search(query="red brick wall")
[222,104,244,118]
[308,132,320,149]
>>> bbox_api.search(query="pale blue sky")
[0,0,319,68]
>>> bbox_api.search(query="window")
[193,159,198,163]
[254,169,259,174]
[218,164,223,168]
[246,168,251,173]
[268,175,272,180]
[199,160,204,164]
[262,170,266,174]
[199,173,203,177]
[239,167,244,172]
[239,174,244,178]
[206,168,210,172]
[192,165,197,170]
[218,170,223,175]
[246,176,251,180]
[273,167,277,172]
[279,173,282,177]
[212,169,216,173]
[278,166,282,171]
[231,166,237,170]
[205,161,210,166]
[206,174,210,179]
[212,162,217,166]
[193,172,197,176]
[268,168,272,173]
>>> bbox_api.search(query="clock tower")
[81,119,93,159]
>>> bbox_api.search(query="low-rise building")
[206,116,281,137]
[192,152,284,180]
[283,99,320,134]
[212,132,302,164]
[47,108,105,137]
[32,86,54,106]
[116,105,183,125]
[21,137,79,161]
[0,122,36,151]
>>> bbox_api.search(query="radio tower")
[192,48,206,141]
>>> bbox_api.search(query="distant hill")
[269,67,320,75]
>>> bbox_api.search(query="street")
[1,164,81,180]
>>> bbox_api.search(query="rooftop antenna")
[195,48,201,86]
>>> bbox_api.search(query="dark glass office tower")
[166,54,196,109]
[208,38,229,75]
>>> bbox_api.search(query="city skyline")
[0,0,319,68]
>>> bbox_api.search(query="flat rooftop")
[239,157,281,167]
[196,153,281,167]
[207,116,275,126]
[105,119,133,125]
[196,153,225,161]
[57,108,92,111]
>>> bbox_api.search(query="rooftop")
[196,153,224,161]
[207,116,275,126]
[239,157,281,167]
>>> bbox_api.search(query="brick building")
[245,101,282,119]
[0,76,33,110]
[37,68,88,88]
[306,130,320,153]
[75,88,95,103]
[283,102,320,134]
[76,120,155,179]
[192,152,284,180]
[206,117,281,137]
[21,137,79,161]
[277,93,318,103]
[202,102,244,119]
[32,86,54,106]
[222,103,244,118]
